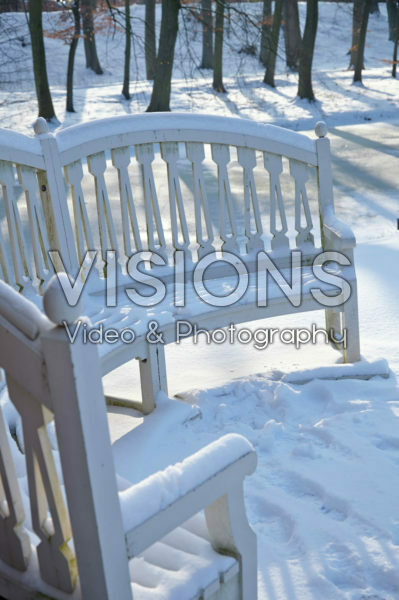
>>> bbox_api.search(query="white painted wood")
[0,403,30,571]
[33,119,78,274]
[0,278,260,599]
[211,144,239,253]
[205,486,257,600]
[111,146,143,258]
[186,142,214,258]
[237,147,263,253]
[289,159,315,249]
[0,161,31,288]
[17,165,50,285]
[64,160,95,263]
[6,375,77,593]
[314,123,360,361]
[139,342,168,414]
[160,142,190,253]
[56,113,318,167]
[135,143,167,260]
[123,447,257,558]
[0,113,360,439]
[41,326,133,600]
[87,151,118,268]
[263,153,289,250]
[0,224,13,287]
[341,250,361,363]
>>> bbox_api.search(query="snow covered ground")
[1,2,399,599]
[0,2,399,132]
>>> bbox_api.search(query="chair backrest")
[0,279,132,598]
[0,114,334,294]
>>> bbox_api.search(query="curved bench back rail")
[0,114,334,293]
[54,114,323,277]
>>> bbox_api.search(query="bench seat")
[78,262,357,374]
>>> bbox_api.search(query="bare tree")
[29,0,57,120]
[145,0,156,80]
[353,0,371,83]
[370,0,380,13]
[213,0,226,92]
[66,0,81,112]
[200,0,213,68]
[392,0,399,76]
[263,0,282,87]
[122,0,131,99]
[147,0,180,111]
[259,0,272,66]
[387,0,397,40]
[283,0,301,70]
[349,0,363,69]
[297,0,318,100]
[81,0,103,74]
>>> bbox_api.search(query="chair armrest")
[322,209,356,251]
[120,433,256,558]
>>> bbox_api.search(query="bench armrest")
[322,209,356,251]
[120,433,256,557]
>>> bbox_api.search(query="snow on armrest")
[119,433,255,534]
[323,208,356,250]
[0,280,49,340]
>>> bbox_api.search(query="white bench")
[0,114,360,413]
[0,279,257,599]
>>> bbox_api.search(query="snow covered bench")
[0,279,257,599]
[0,113,360,413]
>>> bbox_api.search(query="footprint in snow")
[249,494,302,555]
[272,470,349,522]
[322,542,366,590]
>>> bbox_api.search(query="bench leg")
[341,280,361,363]
[205,486,257,600]
[325,307,342,350]
[139,342,168,414]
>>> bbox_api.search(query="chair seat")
[131,513,238,600]
[1,388,238,600]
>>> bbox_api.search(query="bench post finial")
[315,121,328,139]
[33,118,49,136]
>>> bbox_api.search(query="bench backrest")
[0,114,333,294]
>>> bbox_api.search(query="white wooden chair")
[0,114,361,414]
[0,278,257,599]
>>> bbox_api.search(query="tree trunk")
[29,0,56,121]
[353,0,371,82]
[297,0,318,100]
[370,0,380,13]
[392,1,399,76]
[145,0,156,80]
[213,0,226,92]
[349,0,363,68]
[387,0,397,40]
[66,0,80,113]
[122,0,131,99]
[200,0,213,68]
[81,0,103,74]
[263,0,283,87]
[146,0,180,112]
[283,0,301,70]
[259,0,272,66]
